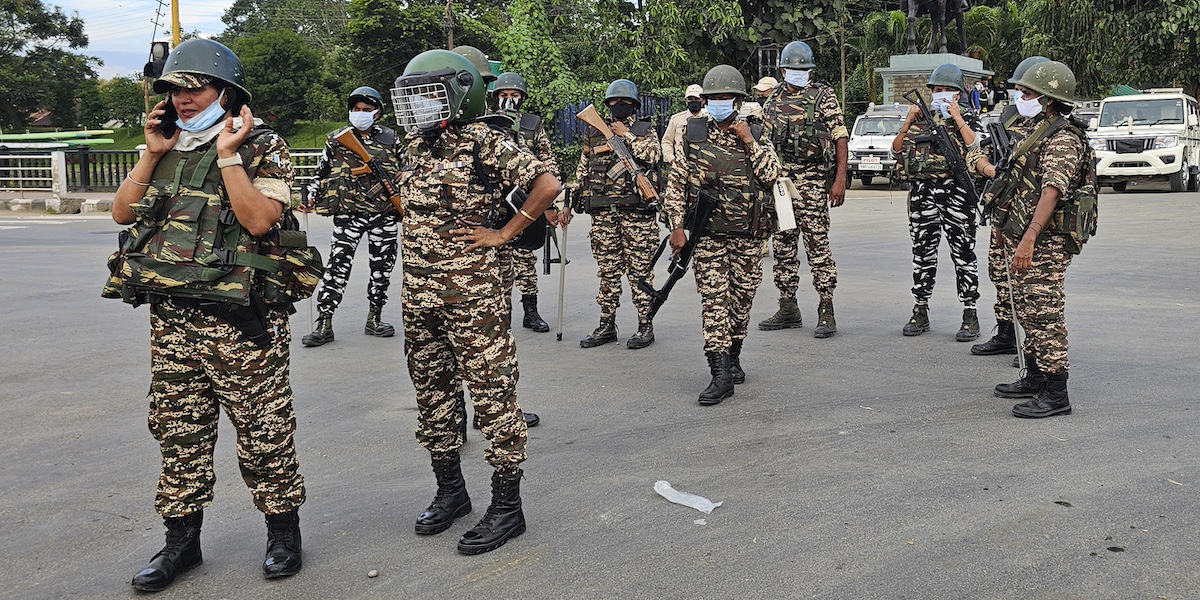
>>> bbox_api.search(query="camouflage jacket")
[304,124,400,215]
[398,122,551,308]
[762,82,848,179]
[985,114,1087,240]
[495,109,558,173]
[573,115,661,209]
[663,116,781,239]
[896,106,983,181]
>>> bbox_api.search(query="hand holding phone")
[144,98,179,155]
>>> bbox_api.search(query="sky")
[49,0,237,79]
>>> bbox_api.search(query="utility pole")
[171,0,180,46]
[839,2,846,113]
[444,0,454,49]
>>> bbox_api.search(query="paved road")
[2,185,1198,599]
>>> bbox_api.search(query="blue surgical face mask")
[176,89,228,133]
[1009,89,1023,102]
[706,99,736,122]
[929,91,957,118]
[349,110,377,131]
[783,69,810,88]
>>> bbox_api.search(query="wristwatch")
[216,154,244,169]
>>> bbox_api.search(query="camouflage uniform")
[761,82,847,303]
[574,116,662,321]
[398,121,551,471]
[305,124,401,315]
[663,116,782,353]
[897,107,984,307]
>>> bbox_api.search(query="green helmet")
[927,64,965,92]
[152,38,250,102]
[393,49,486,137]
[493,72,528,97]
[701,65,747,98]
[780,41,816,70]
[1008,56,1050,85]
[451,45,496,83]
[1013,61,1077,104]
[348,86,383,110]
[605,79,640,107]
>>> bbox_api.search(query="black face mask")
[609,103,637,121]
[686,100,703,114]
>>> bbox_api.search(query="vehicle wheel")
[1112,181,1128,192]
[1169,159,1188,192]
[859,176,873,186]
[1189,164,1200,192]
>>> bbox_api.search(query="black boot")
[698,352,734,405]
[971,320,1018,355]
[365,304,395,337]
[994,354,1046,398]
[955,308,980,342]
[262,510,302,579]
[902,303,929,336]
[580,316,618,348]
[728,340,745,384]
[1013,371,1072,418]
[416,452,472,535]
[627,320,655,349]
[302,314,334,347]
[131,511,203,592]
[457,469,526,555]
[520,295,550,333]
[813,300,837,338]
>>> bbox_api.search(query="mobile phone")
[158,94,179,138]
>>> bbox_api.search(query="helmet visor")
[392,81,452,134]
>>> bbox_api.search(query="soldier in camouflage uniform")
[663,65,782,405]
[301,86,400,347]
[107,39,305,591]
[391,50,561,554]
[567,79,662,349]
[972,61,1091,418]
[967,56,1050,359]
[891,64,984,341]
[759,41,848,338]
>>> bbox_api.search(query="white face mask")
[783,68,810,88]
[1016,95,1044,118]
[349,110,377,131]
[929,91,958,118]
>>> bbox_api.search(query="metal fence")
[67,148,140,191]
[0,152,54,192]
[549,95,676,146]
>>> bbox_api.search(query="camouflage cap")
[156,72,214,91]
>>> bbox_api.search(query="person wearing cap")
[739,76,778,120]
[110,38,305,591]
[300,86,401,347]
[661,84,707,166]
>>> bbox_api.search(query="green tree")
[0,0,98,128]
[221,0,349,50]
[227,29,323,135]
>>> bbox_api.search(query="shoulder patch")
[519,112,542,133]
[374,126,396,147]
[630,120,653,137]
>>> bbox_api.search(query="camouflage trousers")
[987,225,1012,323]
[1005,233,1072,373]
[316,212,399,314]
[404,295,528,473]
[148,300,305,517]
[588,210,660,320]
[497,244,540,327]
[907,179,979,306]
[771,173,837,302]
[694,235,765,353]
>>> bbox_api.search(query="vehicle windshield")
[1099,99,1184,127]
[854,117,903,136]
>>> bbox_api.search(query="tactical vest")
[897,115,972,181]
[683,118,772,239]
[511,112,542,148]
[988,116,1098,255]
[765,86,833,168]
[581,119,656,212]
[312,126,397,216]
[103,133,323,307]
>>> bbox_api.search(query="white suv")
[847,103,907,186]
[1088,89,1200,192]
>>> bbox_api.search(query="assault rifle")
[977,120,1015,222]
[575,104,659,204]
[636,188,719,321]
[902,89,978,204]
[331,127,403,216]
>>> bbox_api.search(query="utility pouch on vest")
[258,210,326,306]
[473,142,547,251]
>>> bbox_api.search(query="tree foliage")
[1,0,97,128]
[227,29,323,135]
[221,0,349,50]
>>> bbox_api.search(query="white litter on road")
[654,480,723,514]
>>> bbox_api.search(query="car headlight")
[1155,135,1179,149]
[1088,138,1107,152]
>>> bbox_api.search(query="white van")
[1088,89,1200,192]
[847,103,907,186]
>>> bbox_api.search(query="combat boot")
[971,321,1018,355]
[520,295,550,333]
[814,300,837,338]
[902,303,929,336]
[364,304,395,337]
[580,316,618,348]
[758,298,802,330]
[994,354,1046,398]
[1013,371,1071,418]
[728,340,745,384]
[955,308,980,342]
[416,452,472,535]
[458,469,526,555]
[698,352,734,405]
[262,510,302,578]
[627,320,655,349]
[131,511,203,592]
[302,313,334,347]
